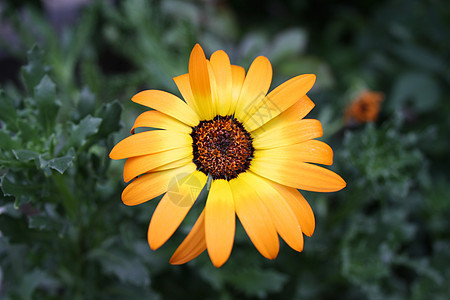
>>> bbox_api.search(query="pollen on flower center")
[191,115,254,180]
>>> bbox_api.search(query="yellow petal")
[173,73,202,118]
[250,158,346,192]
[170,210,207,265]
[229,65,245,115]
[206,60,218,117]
[109,130,192,160]
[205,179,235,267]
[229,176,279,259]
[189,44,214,120]
[121,163,196,206]
[132,90,199,126]
[130,110,192,134]
[148,171,207,250]
[254,140,333,166]
[152,155,193,172]
[252,119,323,150]
[244,74,316,131]
[240,173,303,252]
[210,50,233,116]
[250,95,315,136]
[270,183,315,237]
[235,56,272,123]
[123,147,192,182]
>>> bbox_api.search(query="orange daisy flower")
[110,44,346,267]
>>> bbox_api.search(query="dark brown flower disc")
[191,116,254,180]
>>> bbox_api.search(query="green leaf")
[34,75,61,132]
[0,174,39,208]
[68,115,102,148]
[95,100,123,139]
[17,119,40,144]
[390,72,440,113]
[88,247,150,286]
[0,130,20,151]
[228,268,288,298]
[0,90,18,129]
[76,86,96,121]
[46,152,75,174]
[21,45,48,92]
[15,269,48,300]
[269,28,307,63]
[12,149,40,162]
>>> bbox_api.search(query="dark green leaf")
[0,130,20,151]
[0,174,39,208]
[34,75,60,132]
[95,100,123,138]
[228,268,288,298]
[0,90,18,129]
[76,86,96,121]
[390,72,440,113]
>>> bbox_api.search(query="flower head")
[345,90,384,125]
[110,44,346,267]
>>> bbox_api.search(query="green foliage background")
[1,0,449,299]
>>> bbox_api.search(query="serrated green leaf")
[46,154,75,174]
[68,115,102,148]
[0,90,18,129]
[34,75,60,132]
[0,174,39,208]
[12,149,40,162]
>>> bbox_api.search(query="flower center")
[191,116,254,180]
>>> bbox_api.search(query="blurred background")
[0,0,449,299]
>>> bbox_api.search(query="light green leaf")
[12,149,40,162]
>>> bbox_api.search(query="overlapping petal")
[123,147,192,182]
[240,173,304,252]
[121,163,196,206]
[252,119,323,149]
[132,90,199,126]
[109,130,192,160]
[230,176,279,259]
[250,158,346,192]
[244,74,316,131]
[170,210,207,265]
[254,140,333,166]
[148,171,207,250]
[189,44,215,120]
[234,56,272,123]
[130,110,192,134]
